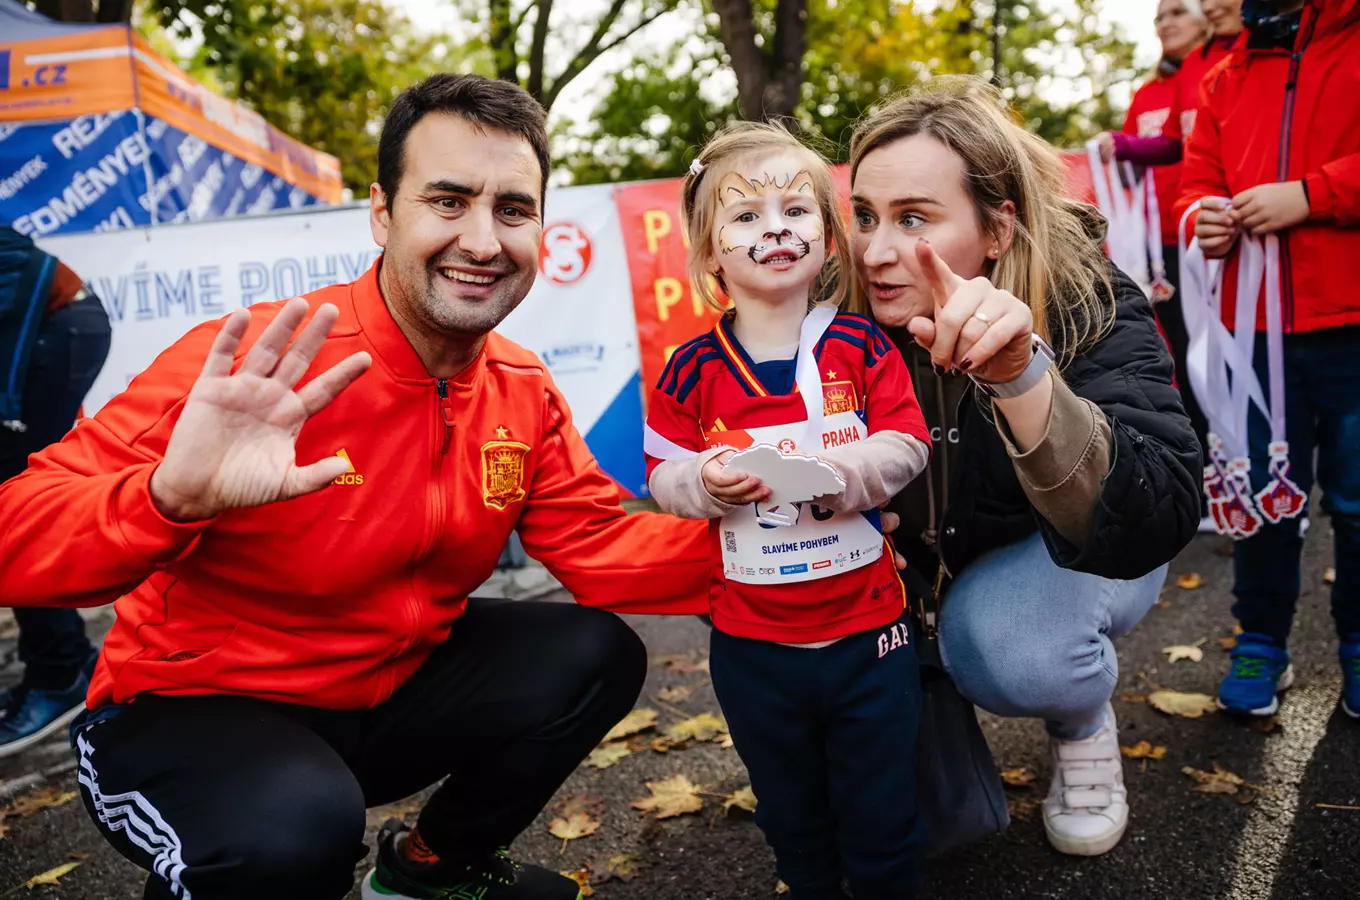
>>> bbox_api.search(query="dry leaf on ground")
[665,713,728,744]
[649,737,673,754]
[1007,796,1039,822]
[561,867,595,896]
[668,656,712,675]
[553,794,605,819]
[723,786,758,815]
[717,733,735,749]
[775,881,791,895]
[1177,573,1205,590]
[548,812,601,853]
[1148,690,1218,719]
[1325,567,1337,585]
[23,861,81,888]
[6,789,79,819]
[589,852,644,884]
[1182,762,1247,794]
[1119,691,1147,704]
[1218,635,1238,651]
[1163,644,1205,664]
[604,708,659,742]
[1121,741,1168,760]
[585,742,632,770]
[1000,767,1036,788]
[632,774,705,819]
[658,685,693,704]
[1251,716,1280,734]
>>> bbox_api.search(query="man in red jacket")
[1176,0,1360,721]
[0,74,709,900]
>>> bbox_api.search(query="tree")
[30,0,133,23]
[710,0,808,122]
[459,0,684,111]
[136,0,444,191]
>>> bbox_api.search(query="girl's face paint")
[711,151,828,306]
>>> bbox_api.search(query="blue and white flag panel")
[38,184,650,497]
[1,110,325,239]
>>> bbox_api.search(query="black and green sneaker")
[361,818,583,900]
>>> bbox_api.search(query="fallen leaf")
[664,713,728,744]
[667,656,712,675]
[561,867,595,896]
[1177,573,1205,590]
[649,737,673,754]
[1156,600,1173,610]
[632,774,705,819]
[6,789,78,819]
[1251,716,1280,735]
[1121,741,1168,760]
[1324,567,1337,585]
[586,742,632,770]
[1218,635,1238,651]
[722,786,758,815]
[1238,790,1259,805]
[717,733,735,750]
[553,794,605,819]
[775,881,790,895]
[589,852,644,884]
[1163,644,1205,664]
[1148,690,1218,719]
[1183,762,1246,794]
[1000,767,1036,788]
[604,708,659,742]
[658,685,693,704]
[1316,803,1360,811]
[23,862,80,888]
[1119,691,1147,704]
[549,811,601,853]
[1006,795,1039,822]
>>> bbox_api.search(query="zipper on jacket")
[1273,11,1315,333]
[437,378,454,454]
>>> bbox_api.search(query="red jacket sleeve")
[1173,75,1231,245]
[516,379,709,616]
[0,320,223,608]
[1305,153,1360,225]
[863,332,930,446]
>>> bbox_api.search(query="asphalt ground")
[0,514,1353,900]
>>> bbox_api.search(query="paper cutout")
[724,443,845,527]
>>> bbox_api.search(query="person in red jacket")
[0,74,710,900]
[1176,0,1360,721]
[1095,0,1216,466]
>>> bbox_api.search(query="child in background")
[644,123,932,899]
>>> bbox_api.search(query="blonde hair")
[848,76,1115,364]
[682,122,851,312]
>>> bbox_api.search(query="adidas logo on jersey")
[332,448,364,485]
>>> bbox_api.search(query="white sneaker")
[1042,703,1129,856]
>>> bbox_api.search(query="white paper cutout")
[724,443,845,526]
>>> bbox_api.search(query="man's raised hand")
[149,299,372,522]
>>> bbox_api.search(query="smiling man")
[0,74,708,900]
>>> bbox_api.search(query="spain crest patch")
[822,381,859,416]
[481,440,530,510]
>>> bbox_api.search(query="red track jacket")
[0,260,709,710]
[1176,1,1360,333]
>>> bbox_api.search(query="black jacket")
[0,225,57,423]
[886,264,1202,594]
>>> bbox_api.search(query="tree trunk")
[526,0,554,102]
[488,0,520,85]
[39,0,95,21]
[95,0,135,23]
[710,0,770,121]
[764,0,806,121]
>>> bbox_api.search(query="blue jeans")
[939,531,1168,740]
[1231,326,1360,643]
[0,295,110,689]
[710,612,924,899]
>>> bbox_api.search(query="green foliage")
[151,0,447,191]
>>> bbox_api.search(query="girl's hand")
[1096,132,1118,163]
[1195,197,1243,258]
[702,450,770,505]
[1232,182,1310,235]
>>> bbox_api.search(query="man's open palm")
[149,299,372,522]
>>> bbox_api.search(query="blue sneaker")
[1340,636,1360,719]
[1217,633,1295,717]
[0,657,94,759]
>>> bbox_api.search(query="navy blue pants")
[0,295,109,689]
[710,612,924,900]
[1231,326,1360,643]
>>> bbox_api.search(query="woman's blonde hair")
[848,76,1115,364]
[682,121,851,312]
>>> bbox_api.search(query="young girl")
[644,123,932,899]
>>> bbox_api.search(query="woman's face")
[1155,0,1203,59]
[851,133,996,329]
[1201,0,1244,35]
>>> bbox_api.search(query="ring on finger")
[972,310,995,325]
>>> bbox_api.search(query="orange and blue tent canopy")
[0,0,342,237]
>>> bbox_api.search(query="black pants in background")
[711,612,925,900]
[1152,246,1209,457]
[0,295,110,689]
[70,599,646,900]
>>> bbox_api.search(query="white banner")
[38,183,650,494]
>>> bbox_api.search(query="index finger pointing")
[914,239,964,310]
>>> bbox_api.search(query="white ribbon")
[1086,140,1150,290]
